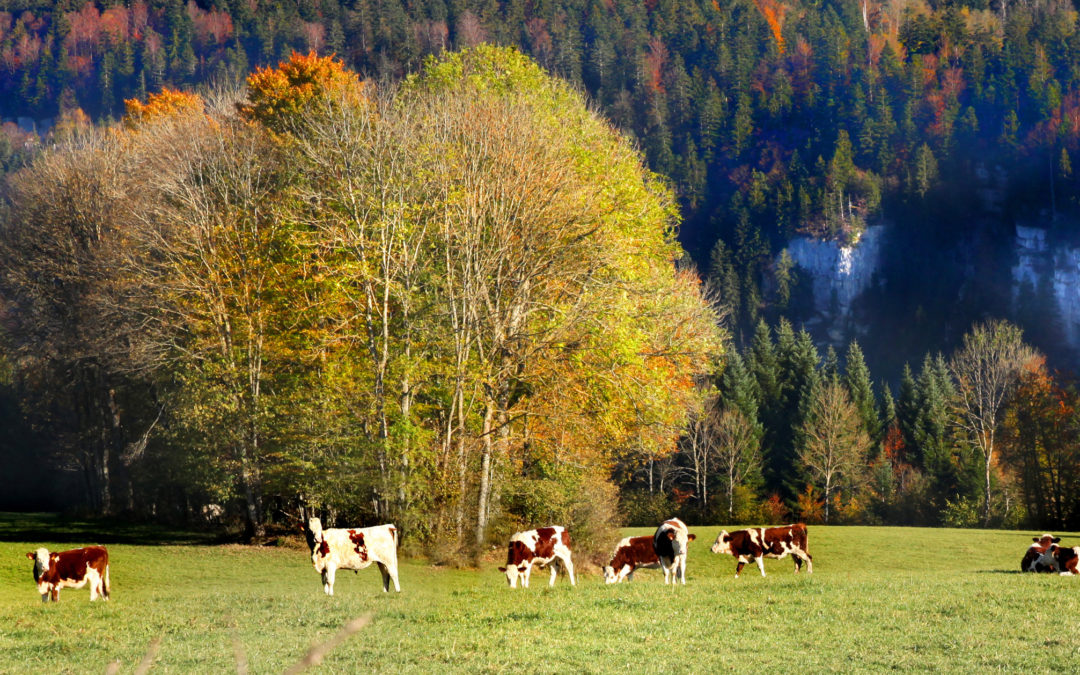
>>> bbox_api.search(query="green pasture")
[1,514,1078,673]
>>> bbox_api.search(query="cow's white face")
[602,566,617,583]
[710,531,732,555]
[26,548,51,598]
[499,564,524,588]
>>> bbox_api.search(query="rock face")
[786,225,885,327]
[1012,225,1080,350]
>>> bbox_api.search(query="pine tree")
[844,340,880,441]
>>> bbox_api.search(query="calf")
[653,518,696,585]
[305,517,400,595]
[710,523,813,578]
[1036,543,1080,576]
[26,546,110,602]
[1021,534,1061,573]
[603,536,660,584]
[498,526,576,589]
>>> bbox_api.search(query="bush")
[941,496,981,528]
[621,490,676,528]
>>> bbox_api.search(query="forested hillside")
[3,0,1080,541]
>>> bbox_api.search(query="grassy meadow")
[2,514,1079,673]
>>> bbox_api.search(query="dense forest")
[2,0,1080,548]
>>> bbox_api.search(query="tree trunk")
[475,400,495,548]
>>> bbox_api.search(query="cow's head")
[602,565,618,583]
[1034,534,1061,548]
[710,531,732,555]
[26,549,51,600]
[498,563,527,588]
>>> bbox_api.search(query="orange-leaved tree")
[124,88,204,127]
[238,51,369,134]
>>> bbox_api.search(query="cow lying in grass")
[26,546,110,602]
[1021,534,1061,573]
[1035,542,1080,576]
[304,517,400,595]
[710,524,813,578]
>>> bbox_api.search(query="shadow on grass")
[0,512,232,546]
[975,569,1025,575]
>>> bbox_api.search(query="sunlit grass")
[2,516,1078,672]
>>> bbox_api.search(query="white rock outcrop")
[786,225,885,319]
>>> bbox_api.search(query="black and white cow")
[498,526,576,589]
[304,517,400,595]
[709,523,813,577]
[653,518,696,585]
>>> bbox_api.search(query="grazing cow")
[653,518,696,585]
[1021,534,1061,573]
[710,523,813,578]
[1036,543,1080,576]
[26,546,110,602]
[603,536,661,584]
[498,526,576,589]
[304,517,400,595]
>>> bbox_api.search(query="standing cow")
[498,526,576,589]
[710,524,813,577]
[1021,534,1061,572]
[26,546,110,602]
[653,518,696,585]
[603,535,661,583]
[304,517,400,595]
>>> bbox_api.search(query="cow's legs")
[522,564,532,588]
[561,555,576,586]
[735,558,747,578]
[793,548,813,574]
[322,566,337,596]
[677,555,687,585]
[88,567,101,601]
[755,556,766,577]
[548,560,559,587]
[377,562,392,592]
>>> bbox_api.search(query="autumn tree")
[797,378,872,522]
[949,320,1039,526]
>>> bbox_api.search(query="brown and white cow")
[304,517,400,595]
[710,523,813,578]
[653,518,696,585]
[498,526,576,589]
[603,536,660,584]
[26,546,110,602]
[1035,542,1080,576]
[1021,534,1061,573]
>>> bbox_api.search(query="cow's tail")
[390,525,399,549]
[103,563,111,599]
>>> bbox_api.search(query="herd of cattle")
[23,520,1080,601]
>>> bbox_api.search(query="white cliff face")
[1012,226,1080,349]
[786,225,885,320]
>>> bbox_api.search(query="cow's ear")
[26,552,34,559]
[667,531,676,540]
[497,566,507,572]
[1033,537,1041,543]
[723,534,731,542]
[687,534,697,541]
[1053,537,1062,543]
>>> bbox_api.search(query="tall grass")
[2,516,1078,672]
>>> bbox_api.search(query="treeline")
[0,48,720,556]
[3,1,1080,297]
[627,317,1080,530]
